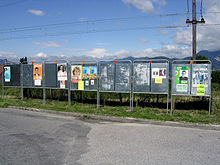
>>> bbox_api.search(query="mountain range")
[1,50,220,70]
[123,50,220,70]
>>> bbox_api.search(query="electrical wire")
[0,25,188,41]
[0,0,30,8]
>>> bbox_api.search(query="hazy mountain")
[197,50,220,70]
[1,50,219,70]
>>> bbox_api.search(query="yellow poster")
[33,64,42,80]
[197,84,205,96]
[155,78,162,84]
[78,81,84,90]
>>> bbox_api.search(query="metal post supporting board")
[20,63,23,101]
[171,60,212,115]
[99,60,132,111]
[132,59,169,113]
[69,60,98,107]
[43,61,46,105]
[2,62,4,100]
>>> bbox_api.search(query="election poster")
[197,84,205,96]
[57,63,67,81]
[4,66,11,82]
[82,66,90,79]
[192,68,209,87]
[176,66,189,92]
[90,66,97,79]
[60,80,65,89]
[78,81,84,90]
[33,64,42,86]
[71,65,82,83]
[152,68,166,84]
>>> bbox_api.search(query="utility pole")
[186,0,205,60]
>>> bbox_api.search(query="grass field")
[0,83,219,125]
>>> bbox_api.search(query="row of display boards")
[2,60,212,115]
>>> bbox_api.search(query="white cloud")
[137,38,148,43]
[84,44,190,60]
[33,41,61,47]
[0,50,16,56]
[78,18,87,22]
[27,9,45,16]
[35,52,47,58]
[122,0,166,13]
[96,42,107,46]
[86,48,111,58]
[174,0,220,51]
[160,29,170,35]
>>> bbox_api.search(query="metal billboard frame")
[2,61,21,100]
[98,60,133,111]
[132,59,170,113]
[171,60,212,115]
[43,60,69,105]
[69,60,99,107]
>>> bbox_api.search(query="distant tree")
[212,71,220,83]
[191,55,208,64]
[195,55,208,60]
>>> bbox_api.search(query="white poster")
[57,63,67,81]
[152,68,166,79]
[60,81,65,88]
[91,80,95,86]
[34,80,41,86]
[85,80,89,86]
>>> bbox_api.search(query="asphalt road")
[0,108,220,165]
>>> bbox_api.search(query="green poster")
[197,84,205,96]
[176,66,189,92]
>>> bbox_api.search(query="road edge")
[6,106,220,131]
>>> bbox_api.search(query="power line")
[0,0,30,8]
[0,25,188,41]
[1,22,220,41]
[0,13,186,33]
[1,11,219,33]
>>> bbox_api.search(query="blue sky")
[0,0,220,61]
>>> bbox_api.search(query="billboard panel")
[115,62,131,92]
[133,62,150,92]
[99,63,115,91]
[172,64,191,95]
[71,64,97,91]
[191,64,211,96]
[151,63,169,93]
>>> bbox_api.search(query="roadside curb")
[7,106,220,131]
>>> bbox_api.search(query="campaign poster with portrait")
[71,65,82,83]
[82,66,90,79]
[192,68,209,87]
[33,64,42,80]
[4,66,11,82]
[90,66,97,79]
[152,68,166,79]
[33,64,42,86]
[176,66,189,92]
[57,63,67,81]
[191,64,210,96]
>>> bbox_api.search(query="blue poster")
[90,66,97,79]
[4,66,11,82]
[82,66,90,79]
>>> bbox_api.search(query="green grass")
[0,83,220,125]
[0,96,220,125]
